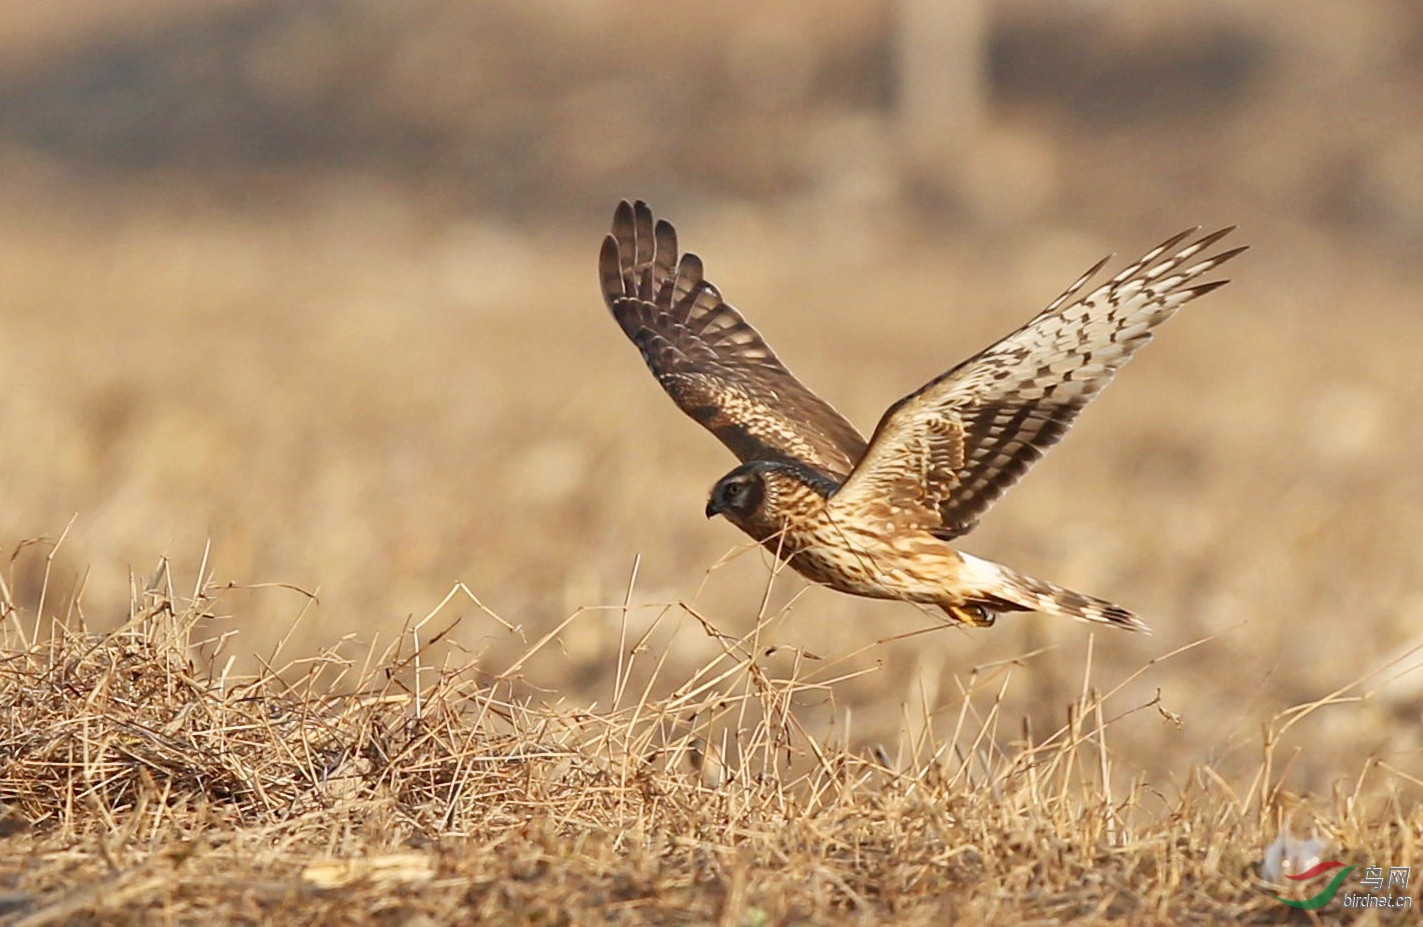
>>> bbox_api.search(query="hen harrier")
[600,201,1243,632]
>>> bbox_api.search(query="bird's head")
[705,460,837,531]
[705,462,767,522]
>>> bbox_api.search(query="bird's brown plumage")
[599,200,867,482]
[832,226,1246,539]
[603,200,1244,632]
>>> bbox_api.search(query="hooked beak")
[705,498,722,519]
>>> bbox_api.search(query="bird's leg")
[942,603,996,627]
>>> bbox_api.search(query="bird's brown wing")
[830,228,1246,536]
[601,200,867,481]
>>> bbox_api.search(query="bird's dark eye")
[725,482,744,498]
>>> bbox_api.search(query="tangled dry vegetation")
[0,553,1416,926]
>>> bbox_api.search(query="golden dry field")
[0,1,1420,923]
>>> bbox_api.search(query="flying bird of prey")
[600,201,1244,632]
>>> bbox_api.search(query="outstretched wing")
[830,227,1246,537]
[601,200,867,481]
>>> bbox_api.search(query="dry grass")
[3,197,1420,795]
[0,554,1417,925]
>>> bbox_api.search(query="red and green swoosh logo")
[1269,861,1355,910]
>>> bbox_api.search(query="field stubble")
[0,555,1417,925]
[1,192,1421,922]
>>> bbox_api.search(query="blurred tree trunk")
[896,0,987,198]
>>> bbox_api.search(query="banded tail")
[955,552,1150,633]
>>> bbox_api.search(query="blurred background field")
[0,0,1420,799]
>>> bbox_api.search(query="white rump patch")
[956,551,1005,589]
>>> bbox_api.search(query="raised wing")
[601,200,867,481]
[830,227,1246,537]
